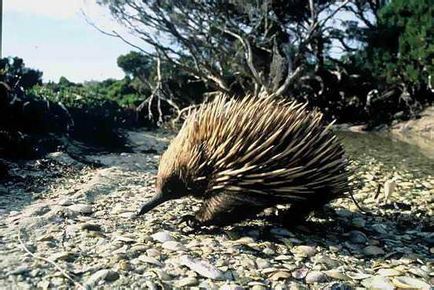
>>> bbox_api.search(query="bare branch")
[272,65,305,97]
[222,29,264,89]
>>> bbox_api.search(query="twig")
[272,65,305,97]
[223,29,264,89]
[17,229,85,289]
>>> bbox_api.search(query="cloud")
[4,0,104,20]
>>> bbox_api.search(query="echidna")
[136,93,349,227]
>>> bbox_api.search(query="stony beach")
[0,130,432,289]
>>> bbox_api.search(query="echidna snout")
[136,172,191,216]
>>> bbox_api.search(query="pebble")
[376,268,401,277]
[48,251,76,262]
[180,255,225,280]
[7,266,30,275]
[85,269,119,286]
[137,255,164,267]
[151,231,174,243]
[219,284,245,290]
[371,223,388,235]
[348,230,368,244]
[162,241,187,251]
[305,271,327,283]
[269,271,291,281]
[146,248,161,258]
[292,268,308,279]
[68,204,93,215]
[392,276,431,289]
[80,223,102,231]
[361,276,394,290]
[255,258,270,269]
[174,277,199,287]
[362,245,385,256]
[270,228,292,237]
[324,270,350,281]
[251,285,267,290]
[262,247,275,255]
[291,245,317,257]
[352,217,366,228]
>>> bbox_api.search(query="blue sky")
[3,0,137,83]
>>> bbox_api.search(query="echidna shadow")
[136,93,350,228]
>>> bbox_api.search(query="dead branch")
[223,29,264,89]
[18,229,85,289]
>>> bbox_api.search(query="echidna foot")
[179,214,203,229]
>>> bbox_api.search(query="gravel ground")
[0,130,432,289]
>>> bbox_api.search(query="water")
[337,131,434,177]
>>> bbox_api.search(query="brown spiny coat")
[137,94,349,226]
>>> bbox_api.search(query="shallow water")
[337,131,434,177]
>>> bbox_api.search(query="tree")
[117,51,154,79]
[98,0,362,97]
[0,57,43,91]
[366,0,433,88]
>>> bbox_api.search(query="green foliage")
[117,51,153,79]
[366,0,433,87]
[0,57,43,90]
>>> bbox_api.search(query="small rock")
[48,251,76,262]
[262,247,275,255]
[346,272,371,280]
[324,282,353,290]
[220,284,245,290]
[314,255,339,269]
[180,255,225,280]
[154,269,172,280]
[146,248,161,258]
[255,258,270,269]
[57,198,74,206]
[376,268,401,277]
[7,265,30,275]
[335,209,352,217]
[362,276,394,290]
[129,245,148,256]
[27,205,51,216]
[151,231,174,243]
[348,230,368,244]
[292,268,308,279]
[371,223,388,235]
[174,277,199,287]
[269,271,291,281]
[68,204,93,215]
[137,255,164,267]
[305,271,327,283]
[115,235,136,244]
[362,245,385,256]
[270,228,292,237]
[230,237,256,246]
[85,269,119,286]
[392,276,431,289]
[274,255,292,261]
[251,285,267,290]
[162,241,186,251]
[324,270,350,281]
[292,245,317,257]
[352,217,366,228]
[117,259,130,271]
[80,223,102,231]
[240,257,256,268]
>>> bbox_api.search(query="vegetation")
[1,1,433,160]
[98,0,433,126]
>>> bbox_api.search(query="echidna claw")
[179,215,202,229]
